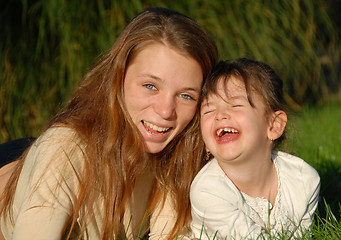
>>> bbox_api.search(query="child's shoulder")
[191,159,239,200]
[273,150,320,189]
[273,150,319,177]
[192,159,225,184]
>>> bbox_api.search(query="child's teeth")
[216,128,239,136]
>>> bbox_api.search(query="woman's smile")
[124,42,203,153]
[142,120,171,134]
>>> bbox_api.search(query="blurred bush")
[0,0,340,142]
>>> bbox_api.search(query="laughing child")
[190,58,320,239]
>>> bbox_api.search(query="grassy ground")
[282,102,341,220]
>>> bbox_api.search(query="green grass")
[282,102,341,219]
[193,200,341,240]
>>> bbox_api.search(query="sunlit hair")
[1,7,217,239]
[200,58,286,148]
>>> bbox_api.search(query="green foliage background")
[1,0,340,142]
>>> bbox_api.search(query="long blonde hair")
[1,7,218,239]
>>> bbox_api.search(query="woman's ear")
[267,110,287,140]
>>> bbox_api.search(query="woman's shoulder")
[32,126,85,155]
[24,126,86,174]
[37,125,81,144]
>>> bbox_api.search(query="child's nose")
[215,110,230,121]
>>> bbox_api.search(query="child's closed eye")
[203,110,214,115]
[201,107,215,115]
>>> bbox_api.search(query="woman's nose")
[154,95,176,120]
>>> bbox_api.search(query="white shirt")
[190,151,320,240]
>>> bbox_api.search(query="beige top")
[0,127,180,240]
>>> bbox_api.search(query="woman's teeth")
[144,121,169,132]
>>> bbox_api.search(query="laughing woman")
[0,7,217,239]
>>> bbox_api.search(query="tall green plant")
[200,0,338,105]
[0,0,339,142]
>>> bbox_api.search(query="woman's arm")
[0,161,19,240]
[3,128,83,240]
[149,192,191,240]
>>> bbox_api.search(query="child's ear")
[267,110,287,140]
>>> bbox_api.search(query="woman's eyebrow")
[139,73,163,81]
[140,73,201,92]
[184,87,201,93]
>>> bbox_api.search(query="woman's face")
[124,43,203,153]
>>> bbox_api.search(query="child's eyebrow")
[228,95,248,101]
[200,102,212,114]
[201,99,212,107]
[201,100,212,107]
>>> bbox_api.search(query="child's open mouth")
[215,127,240,142]
[216,127,239,137]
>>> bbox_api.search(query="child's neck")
[218,154,278,205]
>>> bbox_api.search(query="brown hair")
[200,58,286,148]
[1,7,217,239]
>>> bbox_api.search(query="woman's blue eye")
[180,94,193,100]
[144,84,156,90]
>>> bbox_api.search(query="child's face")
[200,76,272,164]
